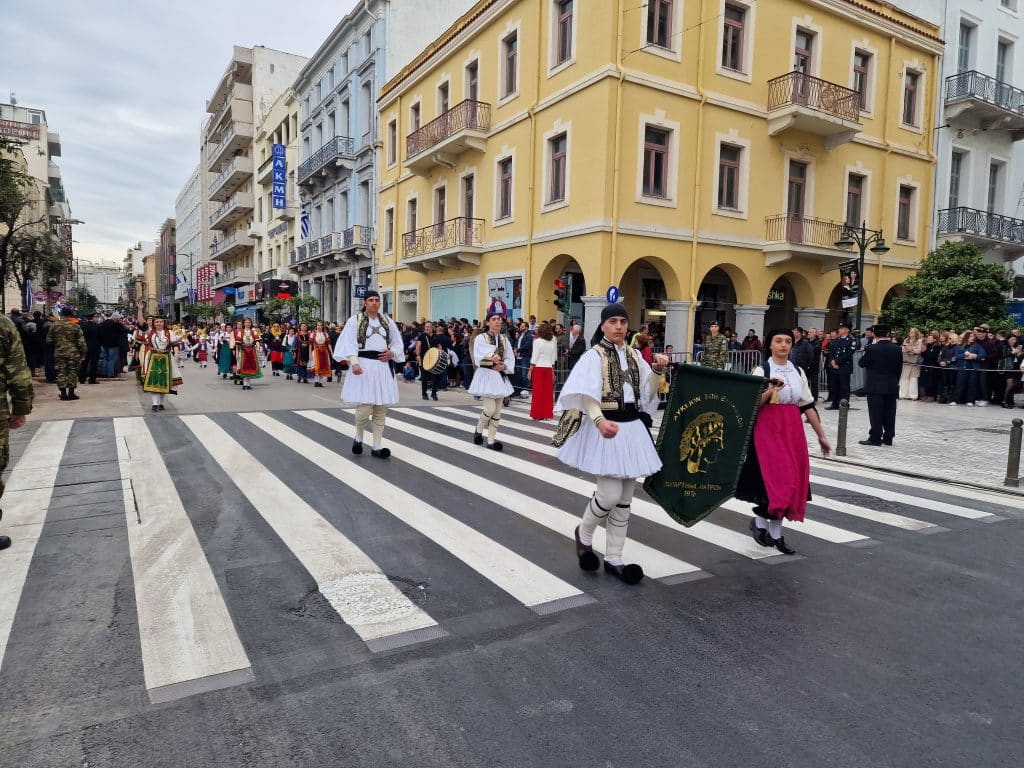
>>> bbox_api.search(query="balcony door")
[434,186,446,243]
[462,174,475,245]
[787,160,808,243]
[793,31,814,104]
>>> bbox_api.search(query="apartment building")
[903,0,1024,284]
[157,218,176,317]
[376,0,943,345]
[174,164,205,318]
[251,90,301,300]
[121,241,154,309]
[0,101,72,310]
[203,46,307,320]
[293,0,478,323]
[76,263,123,307]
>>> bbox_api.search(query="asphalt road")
[0,378,1021,768]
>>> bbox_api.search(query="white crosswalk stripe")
[115,417,254,704]
[180,415,445,651]
[241,412,592,615]
[0,421,73,673]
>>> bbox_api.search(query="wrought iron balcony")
[763,214,867,266]
[767,72,862,149]
[402,217,484,271]
[297,136,356,186]
[210,231,255,260]
[209,157,250,202]
[212,266,256,288]
[208,121,255,172]
[343,225,373,252]
[937,207,1024,256]
[405,100,491,175]
[945,71,1024,138]
[209,192,255,230]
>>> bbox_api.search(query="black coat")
[98,318,125,347]
[80,320,102,351]
[858,339,902,395]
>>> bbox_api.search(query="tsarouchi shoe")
[371,447,391,459]
[604,561,644,584]
[352,440,363,455]
[574,526,600,572]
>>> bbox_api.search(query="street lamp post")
[834,221,891,334]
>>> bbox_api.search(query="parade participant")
[215,323,234,379]
[294,323,312,384]
[268,323,285,377]
[553,303,667,584]
[232,318,263,390]
[136,316,182,411]
[738,328,831,555]
[334,291,404,458]
[469,312,515,450]
[283,326,297,380]
[194,334,209,368]
[0,313,33,551]
[47,307,87,402]
[528,322,557,420]
[309,321,333,387]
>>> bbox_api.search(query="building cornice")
[295,0,382,92]
[818,0,944,52]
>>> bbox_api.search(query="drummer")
[334,290,405,458]
[469,312,515,450]
[417,322,452,402]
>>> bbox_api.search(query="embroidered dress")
[233,329,263,379]
[310,330,333,377]
[216,332,234,375]
[735,360,813,521]
[336,313,404,405]
[468,333,515,398]
[555,344,662,479]
[282,334,296,375]
[140,330,183,394]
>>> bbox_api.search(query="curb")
[815,454,1024,498]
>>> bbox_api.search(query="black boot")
[58,388,68,401]
[67,387,79,400]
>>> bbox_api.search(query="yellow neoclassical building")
[375,0,943,347]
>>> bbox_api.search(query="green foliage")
[75,286,99,314]
[183,303,216,321]
[0,137,42,310]
[262,294,320,326]
[8,230,67,308]
[879,241,1015,333]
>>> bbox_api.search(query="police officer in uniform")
[46,307,87,401]
[0,314,34,551]
[825,321,856,409]
[858,324,903,446]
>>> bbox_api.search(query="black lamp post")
[834,221,890,334]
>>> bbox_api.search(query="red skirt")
[529,366,555,420]
[238,346,260,376]
[751,403,810,522]
[310,346,332,377]
[269,350,284,363]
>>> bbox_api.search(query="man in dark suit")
[78,311,102,384]
[565,323,586,370]
[825,322,856,409]
[858,324,903,446]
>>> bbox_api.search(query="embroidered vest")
[357,312,391,348]
[596,338,642,410]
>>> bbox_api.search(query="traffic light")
[553,278,566,311]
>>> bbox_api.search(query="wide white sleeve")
[797,368,815,408]
[637,354,661,417]
[473,334,490,366]
[334,316,360,362]
[387,317,406,363]
[555,348,603,413]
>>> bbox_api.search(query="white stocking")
[767,519,783,540]
[371,405,388,450]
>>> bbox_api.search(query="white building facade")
[77,263,122,307]
[293,0,478,322]
[173,164,204,318]
[903,0,1024,282]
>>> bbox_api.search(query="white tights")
[151,394,164,407]
[354,404,388,449]
[578,476,636,565]
[476,397,504,443]
[753,516,783,539]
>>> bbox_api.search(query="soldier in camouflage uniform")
[701,321,728,370]
[0,313,35,551]
[46,307,87,401]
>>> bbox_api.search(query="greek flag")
[300,202,309,240]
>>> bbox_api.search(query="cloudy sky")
[2,0,360,266]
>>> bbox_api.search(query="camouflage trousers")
[55,357,81,389]
[0,424,8,503]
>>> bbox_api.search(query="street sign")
[354,284,369,298]
[606,285,619,303]
[272,144,287,209]
[33,291,46,303]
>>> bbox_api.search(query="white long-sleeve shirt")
[530,337,557,368]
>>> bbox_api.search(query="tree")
[263,294,321,326]
[7,230,67,309]
[879,241,1015,332]
[0,137,46,310]
[75,285,99,315]
[183,302,216,321]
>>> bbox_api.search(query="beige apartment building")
[203,46,307,320]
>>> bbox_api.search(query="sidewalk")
[803,396,1024,493]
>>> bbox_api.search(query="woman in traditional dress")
[309,320,333,387]
[216,323,235,379]
[554,303,667,584]
[283,325,297,380]
[528,321,557,420]
[232,317,263,390]
[135,316,183,411]
[268,323,285,376]
[738,328,831,555]
[469,312,516,450]
[294,323,312,384]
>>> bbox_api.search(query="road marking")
[403,408,561,457]
[718,500,867,543]
[810,475,993,519]
[241,412,588,614]
[436,407,554,438]
[810,462,1019,510]
[296,410,703,584]
[806,494,935,531]
[114,417,253,703]
[389,409,781,561]
[0,421,73,672]
[180,416,443,651]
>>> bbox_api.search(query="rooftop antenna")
[9,92,16,105]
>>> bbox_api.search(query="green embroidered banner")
[643,364,766,527]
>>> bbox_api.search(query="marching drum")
[422,347,450,375]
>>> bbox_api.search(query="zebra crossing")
[0,404,1016,707]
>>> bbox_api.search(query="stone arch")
[696,262,754,306]
[536,253,591,324]
[617,255,685,334]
